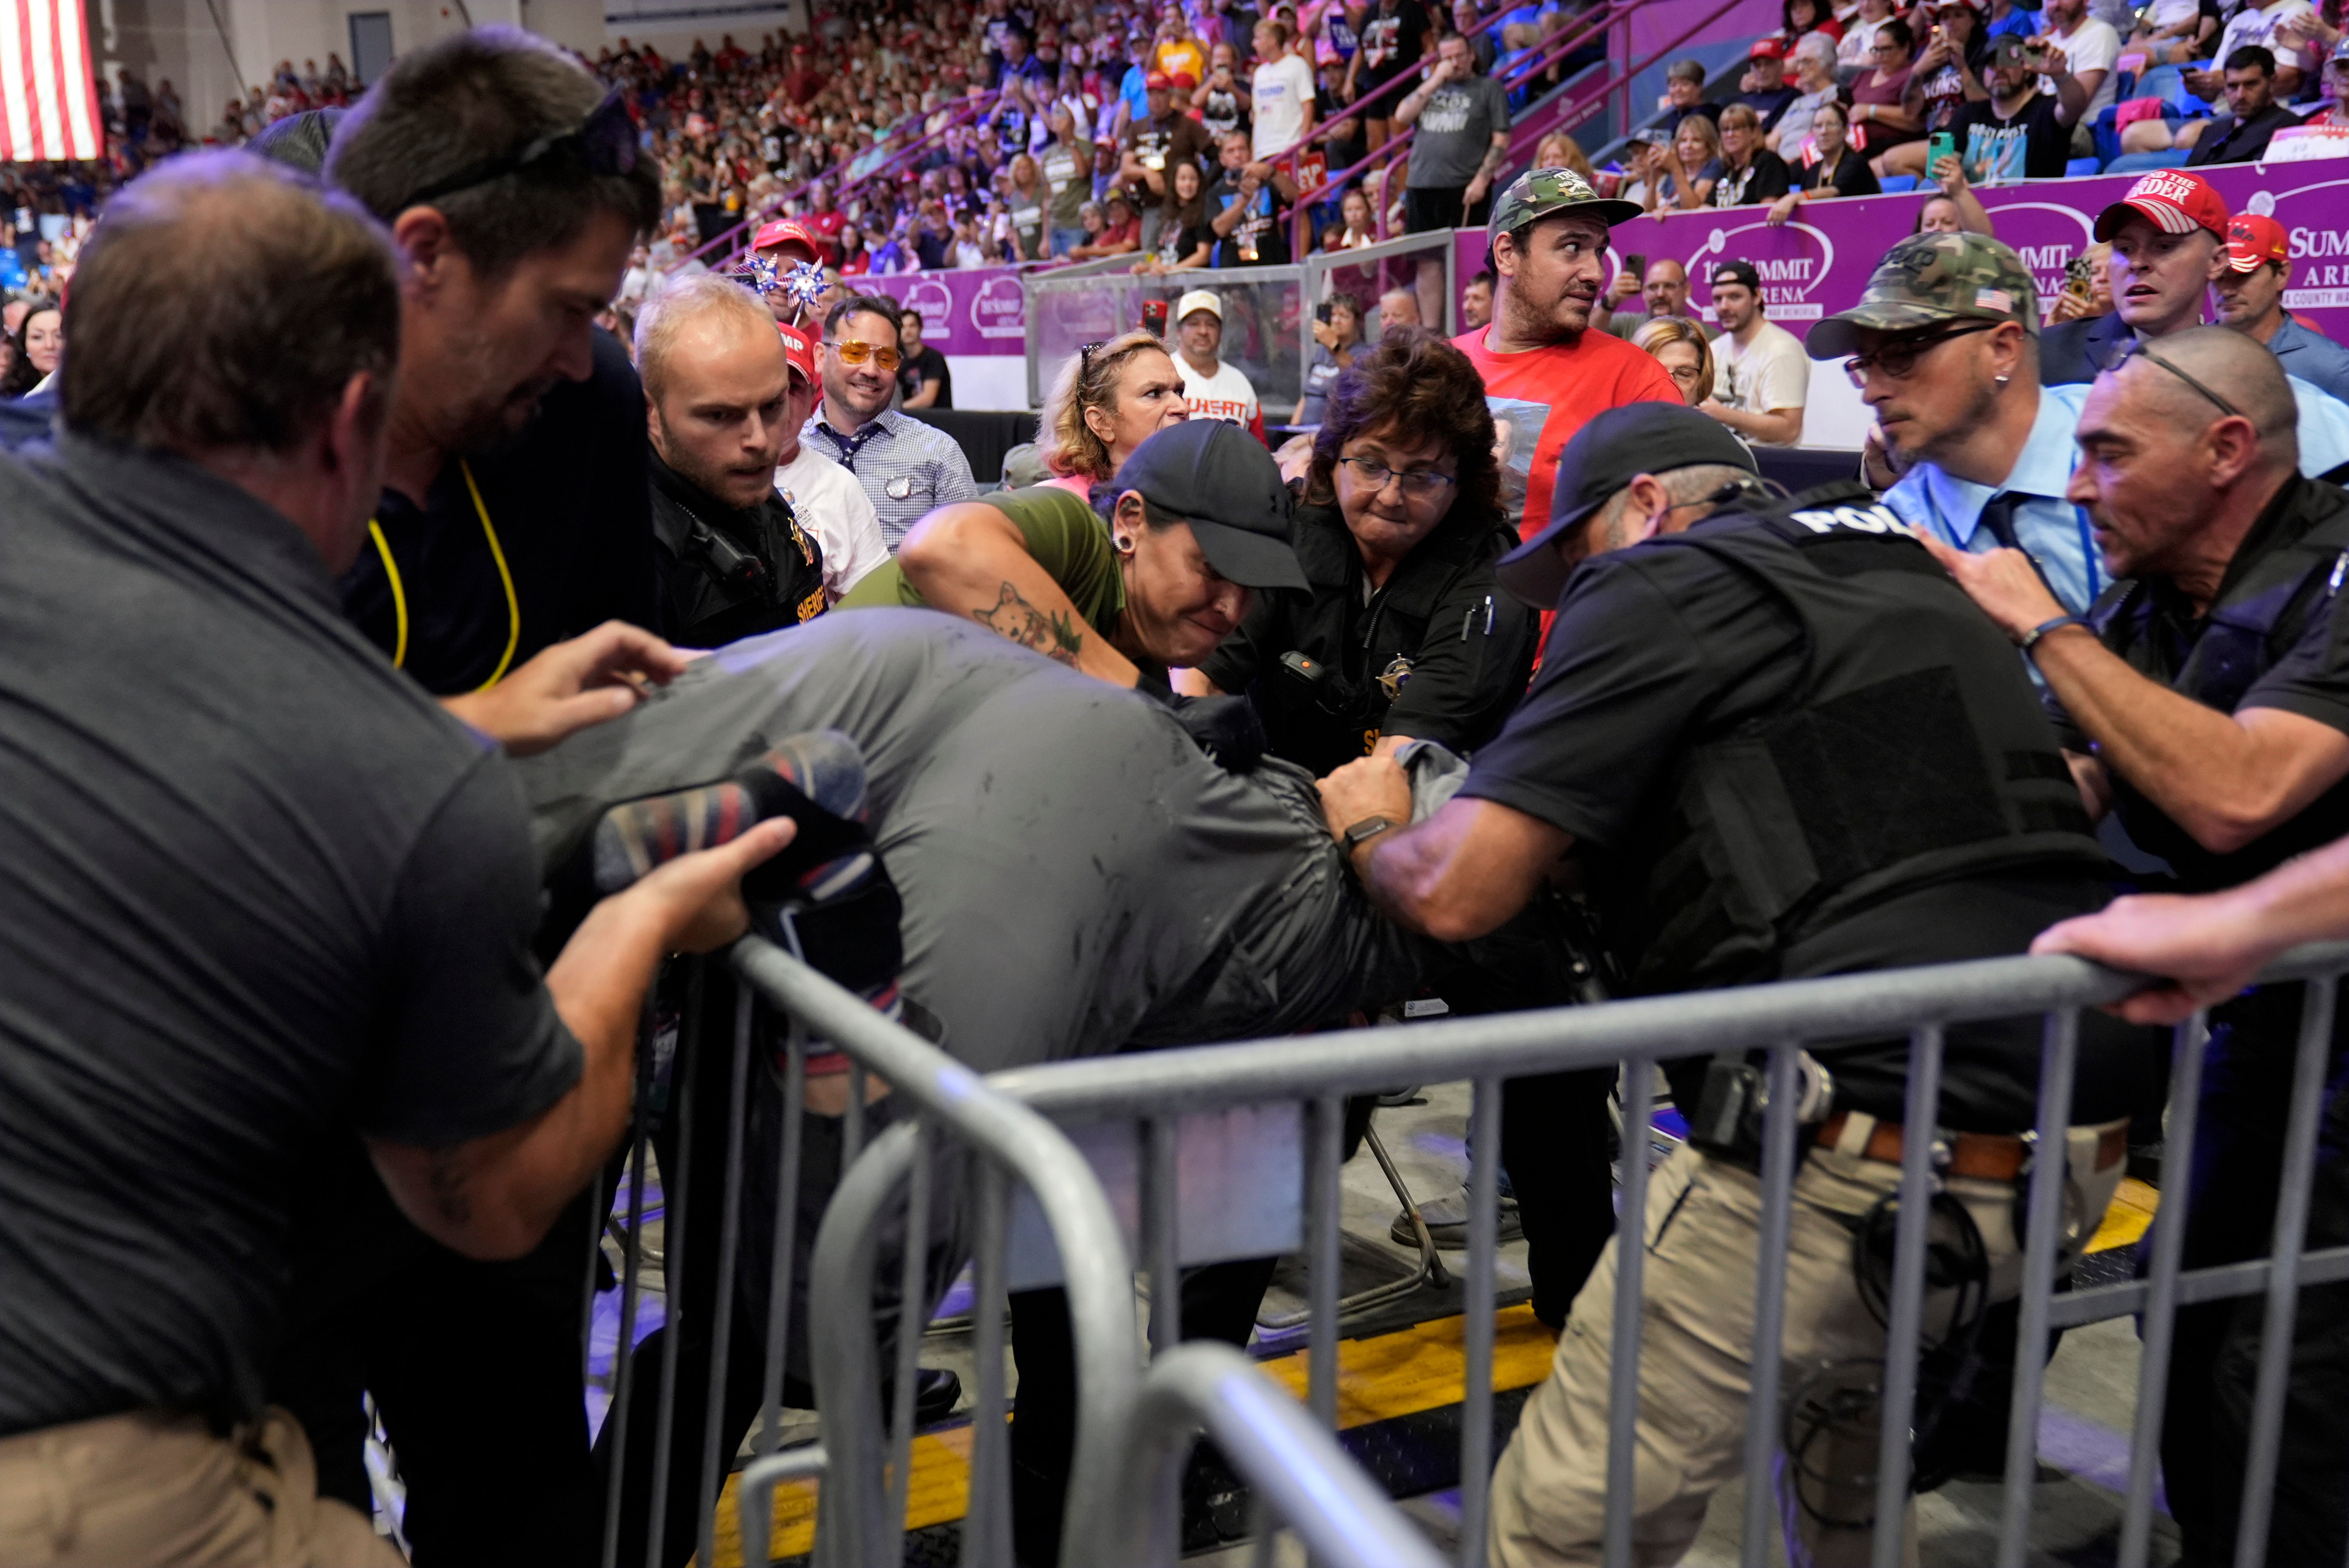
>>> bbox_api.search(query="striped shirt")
[803,407,978,551]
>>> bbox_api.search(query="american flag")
[0,0,101,162]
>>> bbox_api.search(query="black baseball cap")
[1496,402,1758,606]
[1711,259,1762,292]
[1112,420,1309,591]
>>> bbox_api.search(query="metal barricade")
[1301,230,1462,340]
[1023,262,1306,414]
[1112,1342,1452,1568]
[588,935,1437,1568]
[988,944,2349,1568]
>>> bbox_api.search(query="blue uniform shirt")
[2270,312,2349,406]
[1888,375,2349,613]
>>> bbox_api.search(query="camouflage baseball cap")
[1805,231,2039,360]
[1486,166,1644,247]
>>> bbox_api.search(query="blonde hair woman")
[1034,328,1193,494]
[1632,315,1717,405]
[1531,130,1597,185]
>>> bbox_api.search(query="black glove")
[1144,688,1266,773]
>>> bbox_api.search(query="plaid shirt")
[803,407,978,551]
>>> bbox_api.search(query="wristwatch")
[1342,815,1398,853]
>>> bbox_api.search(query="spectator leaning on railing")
[1708,103,1795,206]
[1923,326,2349,1568]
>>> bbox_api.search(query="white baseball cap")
[1175,288,1222,323]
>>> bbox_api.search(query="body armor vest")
[1599,483,2110,995]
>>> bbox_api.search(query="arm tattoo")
[973,581,1086,666]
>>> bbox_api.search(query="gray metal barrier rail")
[988,942,2349,1568]
[588,935,1440,1568]
[1113,1342,1453,1568]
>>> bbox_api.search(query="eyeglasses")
[391,89,639,212]
[1337,454,1458,497]
[1841,321,1997,386]
[2098,339,2244,420]
[828,339,903,371]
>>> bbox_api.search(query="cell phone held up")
[1927,129,1956,174]
[2063,251,2095,302]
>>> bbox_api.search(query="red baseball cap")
[1171,69,1198,88]
[1145,69,1172,89]
[1748,37,1787,58]
[2224,212,2290,272]
[2093,168,2228,243]
[776,319,819,385]
[751,217,827,263]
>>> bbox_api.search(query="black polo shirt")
[1457,512,2148,1130]
[1199,499,1536,776]
[2051,474,2349,892]
[340,328,658,695]
[0,433,581,1434]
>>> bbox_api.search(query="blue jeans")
[1050,226,1087,258]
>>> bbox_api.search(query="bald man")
[1923,325,2349,1568]
[637,272,828,648]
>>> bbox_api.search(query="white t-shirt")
[1712,320,1810,445]
[777,443,891,600]
[2047,16,2123,118]
[2214,0,2319,75]
[1838,13,1888,68]
[1178,354,1263,434]
[1252,52,1317,159]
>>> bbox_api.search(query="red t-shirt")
[1451,324,1684,542]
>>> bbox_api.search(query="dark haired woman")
[1180,330,1536,775]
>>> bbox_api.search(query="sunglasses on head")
[829,338,903,371]
[391,89,639,212]
[2099,339,2244,419]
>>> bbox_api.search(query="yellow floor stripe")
[2088,1176,2159,1255]
[704,1185,2161,1567]
[703,1305,1555,1566]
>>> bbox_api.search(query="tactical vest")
[647,460,829,650]
[1601,482,2110,996]
[2091,476,2349,891]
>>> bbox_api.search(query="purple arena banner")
[1453,163,2349,344]
[855,265,1031,356]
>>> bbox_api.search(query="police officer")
[1318,400,2155,1563]
[638,273,829,647]
[1186,330,1536,773]
[1923,324,2349,1568]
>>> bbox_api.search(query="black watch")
[1342,815,1398,853]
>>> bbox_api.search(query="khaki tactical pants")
[0,1407,403,1567]
[1489,1126,2127,1568]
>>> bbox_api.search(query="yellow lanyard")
[365,459,521,692]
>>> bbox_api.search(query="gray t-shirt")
[515,612,1419,1071]
[1406,73,1513,190]
[0,434,582,1434]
